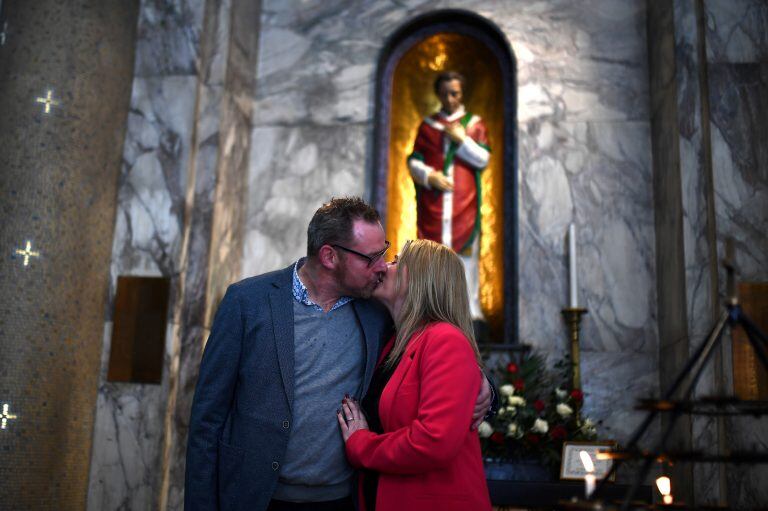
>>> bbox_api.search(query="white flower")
[531,418,549,434]
[583,418,596,435]
[506,422,521,438]
[556,403,574,418]
[504,405,517,417]
[478,421,493,438]
[507,396,526,406]
[499,384,515,397]
[555,387,568,400]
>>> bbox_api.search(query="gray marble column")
[647,0,699,503]
[0,1,139,509]
[705,1,768,507]
[84,0,258,509]
[647,0,768,506]
[158,0,259,508]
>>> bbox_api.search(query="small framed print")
[560,441,617,481]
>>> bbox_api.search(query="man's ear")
[317,244,337,270]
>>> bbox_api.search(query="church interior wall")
[244,0,659,468]
[647,0,768,505]
[704,0,768,506]
[1,0,765,509]
[86,0,205,506]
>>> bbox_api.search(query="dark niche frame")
[370,9,519,343]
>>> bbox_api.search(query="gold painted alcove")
[385,32,504,335]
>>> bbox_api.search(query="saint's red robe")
[407,111,490,252]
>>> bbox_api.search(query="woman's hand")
[337,396,369,442]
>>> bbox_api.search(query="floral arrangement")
[479,353,600,469]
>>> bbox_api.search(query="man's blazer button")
[282,420,290,429]
[272,461,279,470]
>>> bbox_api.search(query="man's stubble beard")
[336,261,377,300]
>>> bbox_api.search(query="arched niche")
[372,10,518,342]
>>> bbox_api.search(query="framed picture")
[560,441,617,481]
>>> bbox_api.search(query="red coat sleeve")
[346,326,481,474]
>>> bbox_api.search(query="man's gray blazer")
[184,264,392,511]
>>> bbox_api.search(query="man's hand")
[471,375,492,431]
[444,122,466,143]
[337,397,369,442]
[427,171,454,191]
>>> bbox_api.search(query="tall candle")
[584,473,596,498]
[569,223,578,308]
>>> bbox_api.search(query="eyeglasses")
[331,240,391,268]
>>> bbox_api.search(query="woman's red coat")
[346,322,492,511]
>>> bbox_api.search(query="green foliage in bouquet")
[479,354,600,469]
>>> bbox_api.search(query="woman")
[337,239,492,511]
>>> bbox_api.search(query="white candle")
[584,473,596,498]
[568,223,578,308]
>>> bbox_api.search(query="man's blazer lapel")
[353,301,381,398]
[269,268,295,409]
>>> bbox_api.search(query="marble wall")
[244,0,658,455]
[86,0,204,507]
[647,0,768,505]
[82,0,767,508]
[705,1,768,507]
[86,0,257,510]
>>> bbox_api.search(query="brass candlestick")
[562,307,588,390]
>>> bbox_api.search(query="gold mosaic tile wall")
[0,1,138,508]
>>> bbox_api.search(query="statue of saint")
[407,71,490,320]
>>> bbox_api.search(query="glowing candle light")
[580,450,596,498]
[656,476,673,504]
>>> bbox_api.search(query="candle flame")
[656,476,671,496]
[579,450,595,473]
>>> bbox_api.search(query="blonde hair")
[386,239,482,368]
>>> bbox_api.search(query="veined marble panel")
[88,73,198,511]
[580,350,658,450]
[518,120,656,355]
[206,92,251,323]
[88,0,255,508]
[243,123,371,277]
[110,76,198,276]
[672,2,724,503]
[254,0,650,127]
[704,0,768,63]
[134,0,205,77]
[86,323,172,511]
[709,62,768,282]
[708,61,768,508]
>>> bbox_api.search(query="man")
[407,71,490,320]
[185,197,492,511]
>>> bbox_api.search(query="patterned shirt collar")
[292,258,354,312]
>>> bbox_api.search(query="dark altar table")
[487,478,653,509]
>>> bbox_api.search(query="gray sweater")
[271,300,366,502]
